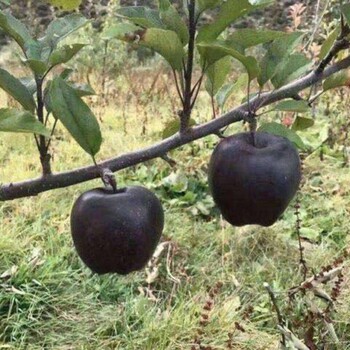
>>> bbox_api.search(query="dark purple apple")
[70,186,164,275]
[208,132,301,227]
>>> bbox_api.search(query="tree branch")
[1,56,350,201]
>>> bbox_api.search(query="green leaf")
[271,53,311,88]
[323,70,350,91]
[60,68,74,80]
[216,83,235,110]
[0,0,10,5]
[292,116,314,131]
[25,40,44,60]
[216,73,248,110]
[49,77,102,156]
[197,0,273,42]
[103,22,140,40]
[227,29,289,52]
[25,59,48,76]
[117,7,164,29]
[258,32,304,87]
[39,14,87,52]
[47,0,82,10]
[162,119,196,139]
[274,99,310,113]
[258,122,306,150]
[114,26,184,70]
[69,82,95,97]
[0,68,36,112]
[44,82,53,114]
[19,77,36,95]
[158,0,188,45]
[299,227,319,241]
[0,108,50,136]
[197,0,221,13]
[319,27,340,60]
[198,41,259,81]
[341,3,350,27]
[205,56,231,97]
[44,80,93,113]
[140,28,184,70]
[0,11,32,50]
[49,43,85,67]
[162,171,188,193]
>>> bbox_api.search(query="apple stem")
[247,113,257,147]
[100,168,118,193]
[250,131,256,147]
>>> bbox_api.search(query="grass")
[0,68,350,349]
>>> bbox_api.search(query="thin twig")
[172,69,184,106]
[44,118,58,153]
[264,283,286,346]
[190,74,204,110]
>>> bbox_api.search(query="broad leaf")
[49,44,85,67]
[117,7,164,29]
[0,11,32,50]
[0,108,49,136]
[197,0,273,42]
[69,82,95,97]
[25,40,44,60]
[47,0,82,10]
[0,68,36,112]
[292,116,314,131]
[274,100,310,112]
[49,77,102,156]
[103,22,140,40]
[0,0,10,5]
[227,29,289,52]
[140,28,184,70]
[60,68,74,80]
[319,27,340,60]
[39,14,87,52]
[44,80,95,114]
[216,73,248,110]
[205,56,231,97]
[162,119,196,139]
[341,3,350,27]
[25,59,48,76]
[158,0,188,45]
[43,81,53,114]
[112,26,184,70]
[198,41,259,81]
[197,0,221,13]
[272,53,311,88]
[19,77,36,95]
[258,122,306,150]
[323,70,350,91]
[216,83,234,110]
[258,32,304,87]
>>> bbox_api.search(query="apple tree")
[0,0,349,347]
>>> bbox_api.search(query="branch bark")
[1,56,350,201]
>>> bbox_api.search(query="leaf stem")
[45,117,58,153]
[172,69,184,105]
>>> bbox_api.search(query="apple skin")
[208,132,301,227]
[70,186,164,275]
